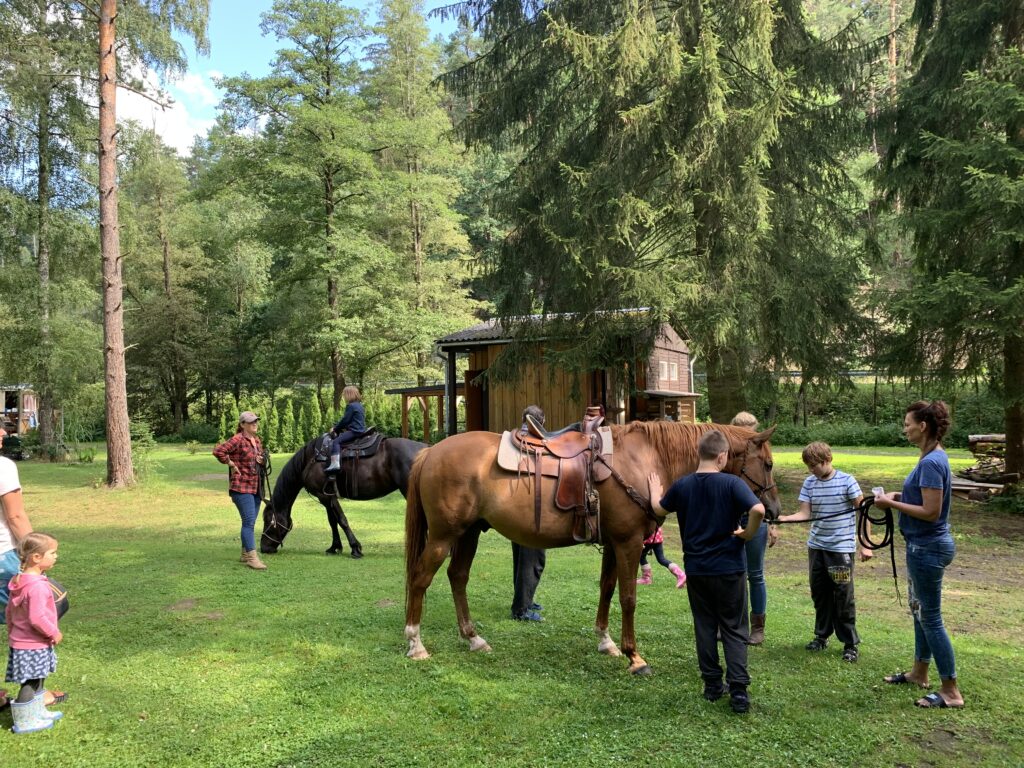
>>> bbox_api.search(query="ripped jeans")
[905,536,956,680]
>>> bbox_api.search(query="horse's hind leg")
[447,526,490,652]
[595,545,622,657]
[405,535,454,660]
[325,498,363,558]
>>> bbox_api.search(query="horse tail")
[404,448,431,609]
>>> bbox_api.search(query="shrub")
[130,419,160,481]
[179,422,221,443]
[185,440,200,455]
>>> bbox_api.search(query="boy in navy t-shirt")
[649,430,765,714]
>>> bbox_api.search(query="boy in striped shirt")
[778,442,872,662]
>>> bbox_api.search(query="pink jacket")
[5,573,60,649]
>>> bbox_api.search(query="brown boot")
[240,547,246,563]
[243,550,267,570]
[748,612,765,645]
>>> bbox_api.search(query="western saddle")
[510,406,606,543]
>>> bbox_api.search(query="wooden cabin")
[0,385,39,435]
[435,318,700,435]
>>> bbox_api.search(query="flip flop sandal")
[916,692,962,709]
[45,690,68,705]
[0,690,8,711]
[884,672,928,688]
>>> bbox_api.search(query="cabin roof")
[436,311,689,350]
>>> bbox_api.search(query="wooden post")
[421,395,431,444]
[436,395,443,440]
[446,350,457,436]
[401,394,409,439]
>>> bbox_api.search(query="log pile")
[954,434,1019,500]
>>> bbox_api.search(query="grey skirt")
[6,647,58,683]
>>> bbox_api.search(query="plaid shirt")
[213,433,264,495]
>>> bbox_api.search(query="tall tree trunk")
[36,74,55,452]
[1004,12,1024,477]
[411,159,426,386]
[705,343,746,423]
[99,0,134,487]
[325,178,345,412]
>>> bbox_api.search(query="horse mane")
[609,421,758,478]
[269,437,319,517]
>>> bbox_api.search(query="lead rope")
[773,497,900,606]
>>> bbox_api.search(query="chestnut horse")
[404,421,780,674]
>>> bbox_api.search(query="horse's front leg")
[595,544,621,657]
[327,498,363,558]
[447,526,490,652]
[614,542,651,675]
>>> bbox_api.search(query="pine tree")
[366,0,482,384]
[278,397,296,452]
[880,0,1024,474]
[441,0,860,419]
[224,399,239,441]
[264,401,279,453]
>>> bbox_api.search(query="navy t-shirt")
[899,448,952,543]
[660,472,761,576]
[334,402,366,434]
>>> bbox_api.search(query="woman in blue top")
[326,386,366,472]
[874,400,964,709]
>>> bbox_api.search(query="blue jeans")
[905,536,957,680]
[745,524,768,615]
[0,548,20,624]
[230,492,262,552]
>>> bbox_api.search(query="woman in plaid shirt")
[213,411,268,570]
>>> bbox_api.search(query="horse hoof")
[630,664,653,676]
[597,641,621,657]
[468,636,491,652]
[325,548,341,556]
[350,549,363,559]
[407,649,431,661]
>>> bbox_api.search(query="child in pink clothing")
[6,532,63,734]
[636,526,687,588]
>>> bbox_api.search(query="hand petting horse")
[403,420,780,674]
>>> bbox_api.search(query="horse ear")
[752,426,776,445]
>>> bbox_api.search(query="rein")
[773,496,901,605]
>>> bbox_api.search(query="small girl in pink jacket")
[6,532,63,734]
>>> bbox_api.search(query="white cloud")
[117,69,221,155]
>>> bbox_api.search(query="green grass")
[2,445,1022,766]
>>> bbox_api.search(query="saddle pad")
[497,427,613,478]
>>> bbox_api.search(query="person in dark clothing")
[326,386,366,473]
[649,429,765,714]
[511,405,546,622]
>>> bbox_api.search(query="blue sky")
[122,0,459,153]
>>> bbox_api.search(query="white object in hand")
[872,486,884,496]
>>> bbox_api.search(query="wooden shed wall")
[468,346,599,432]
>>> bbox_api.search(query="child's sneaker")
[729,688,750,714]
[805,637,828,651]
[842,646,858,663]
[702,681,725,702]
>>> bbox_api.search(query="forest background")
[0,0,1021,480]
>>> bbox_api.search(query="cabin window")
[670,362,678,381]
[659,361,668,382]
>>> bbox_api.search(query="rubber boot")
[636,564,653,585]
[11,695,55,734]
[243,550,268,570]
[669,563,687,589]
[326,453,341,472]
[748,612,766,646]
[37,694,63,722]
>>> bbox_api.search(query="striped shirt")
[798,470,862,553]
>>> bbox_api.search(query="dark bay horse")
[404,421,780,674]
[261,435,427,557]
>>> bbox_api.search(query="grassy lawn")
[1,444,1021,767]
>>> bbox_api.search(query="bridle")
[257,450,293,549]
[735,440,777,502]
